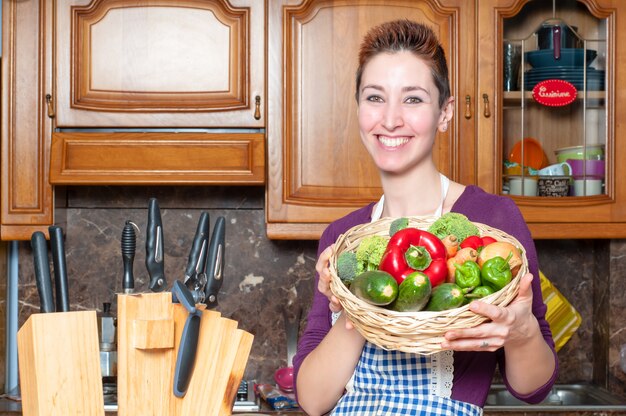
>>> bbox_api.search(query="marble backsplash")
[0,185,625,400]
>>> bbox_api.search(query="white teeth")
[378,135,409,148]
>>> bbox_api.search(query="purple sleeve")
[292,204,374,400]
[454,186,558,404]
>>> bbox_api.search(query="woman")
[293,20,558,415]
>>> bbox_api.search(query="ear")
[437,97,455,133]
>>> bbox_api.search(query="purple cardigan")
[293,185,558,408]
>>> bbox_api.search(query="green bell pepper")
[466,285,495,299]
[454,260,481,289]
[480,253,513,291]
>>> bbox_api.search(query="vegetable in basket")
[459,235,497,252]
[389,217,409,236]
[480,253,513,291]
[389,271,432,312]
[477,241,523,275]
[379,228,447,287]
[349,270,398,306]
[336,251,361,285]
[355,235,390,271]
[465,285,495,300]
[425,283,466,311]
[454,260,481,289]
[427,212,480,242]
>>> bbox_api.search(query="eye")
[405,96,422,104]
[365,95,384,103]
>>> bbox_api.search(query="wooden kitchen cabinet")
[267,0,626,240]
[1,0,54,240]
[266,0,476,239]
[1,0,266,240]
[476,0,626,238]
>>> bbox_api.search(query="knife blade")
[48,226,70,312]
[146,198,167,292]
[121,220,137,294]
[183,212,210,299]
[204,216,225,309]
[30,231,55,313]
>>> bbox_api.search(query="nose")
[381,102,403,131]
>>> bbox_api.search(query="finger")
[442,336,501,352]
[468,299,506,322]
[329,295,343,313]
[516,272,534,300]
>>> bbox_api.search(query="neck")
[379,166,443,218]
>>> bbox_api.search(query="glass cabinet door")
[502,0,607,199]
[476,0,626,238]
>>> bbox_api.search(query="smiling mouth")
[377,135,410,148]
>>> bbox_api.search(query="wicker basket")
[329,216,528,355]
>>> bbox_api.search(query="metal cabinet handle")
[482,94,491,118]
[45,94,55,119]
[464,95,472,119]
[254,95,261,120]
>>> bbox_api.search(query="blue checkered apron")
[330,342,482,415]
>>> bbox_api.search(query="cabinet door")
[266,0,475,239]
[476,0,626,238]
[1,0,54,240]
[54,0,264,128]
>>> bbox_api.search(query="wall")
[1,186,625,400]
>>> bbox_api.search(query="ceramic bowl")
[525,48,597,68]
[567,159,605,178]
[555,144,604,163]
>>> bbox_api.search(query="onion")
[477,241,523,275]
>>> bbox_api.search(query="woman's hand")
[441,273,538,351]
[316,244,355,330]
[316,244,342,312]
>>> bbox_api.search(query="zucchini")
[390,271,431,312]
[349,270,398,306]
[425,283,465,311]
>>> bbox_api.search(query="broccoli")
[427,212,479,242]
[336,251,361,285]
[355,235,390,271]
[389,217,409,236]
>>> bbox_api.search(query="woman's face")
[357,51,453,175]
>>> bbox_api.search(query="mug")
[508,176,538,196]
[574,179,603,196]
[537,162,572,177]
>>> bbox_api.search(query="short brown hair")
[355,20,451,108]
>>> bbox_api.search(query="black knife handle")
[184,212,210,282]
[204,216,225,309]
[121,220,137,294]
[146,198,166,292]
[48,226,70,312]
[30,232,55,313]
[173,311,201,398]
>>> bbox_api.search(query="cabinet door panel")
[55,0,264,127]
[1,0,54,240]
[267,0,475,239]
[476,0,626,238]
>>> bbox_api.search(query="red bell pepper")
[460,235,497,251]
[379,228,448,287]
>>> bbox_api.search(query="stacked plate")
[523,48,604,91]
[524,67,605,91]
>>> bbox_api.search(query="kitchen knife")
[48,226,70,312]
[146,198,167,292]
[30,231,55,313]
[204,216,225,309]
[183,212,210,300]
[121,220,137,294]
[171,280,201,398]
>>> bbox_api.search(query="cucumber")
[390,271,432,312]
[425,283,465,311]
[349,270,398,306]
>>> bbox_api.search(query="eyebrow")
[361,84,430,95]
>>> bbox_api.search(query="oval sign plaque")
[532,79,577,107]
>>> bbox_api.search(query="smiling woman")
[293,19,558,416]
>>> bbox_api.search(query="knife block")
[117,292,253,416]
[17,310,104,416]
